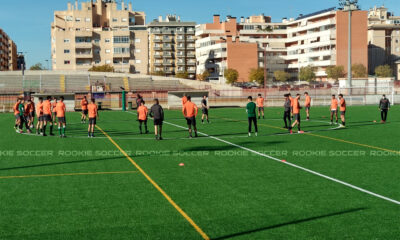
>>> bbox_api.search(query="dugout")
[168,91,209,109]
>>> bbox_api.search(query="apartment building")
[51,0,148,74]
[195,15,258,83]
[8,40,17,70]
[148,15,196,79]
[196,8,368,83]
[368,6,400,75]
[0,28,18,71]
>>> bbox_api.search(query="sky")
[0,0,398,68]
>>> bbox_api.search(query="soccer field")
[0,106,399,240]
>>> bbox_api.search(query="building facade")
[368,6,400,75]
[51,0,148,74]
[196,8,368,83]
[0,29,18,71]
[148,15,196,79]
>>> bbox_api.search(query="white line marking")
[157,118,400,206]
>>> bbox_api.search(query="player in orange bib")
[304,92,311,120]
[256,94,265,119]
[35,97,44,134]
[56,96,67,137]
[88,98,99,138]
[330,94,338,125]
[289,94,304,134]
[137,101,149,134]
[288,93,294,120]
[28,97,35,129]
[42,96,54,136]
[81,96,89,123]
[13,98,21,130]
[181,93,188,106]
[338,94,346,127]
[52,98,58,124]
[182,96,198,138]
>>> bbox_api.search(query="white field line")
[132,111,400,206]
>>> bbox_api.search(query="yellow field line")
[216,115,400,155]
[0,171,138,180]
[96,125,210,240]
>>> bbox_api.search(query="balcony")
[177,45,185,50]
[155,55,162,59]
[154,38,162,43]
[187,46,195,50]
[187,53,196,58]
[154,62,163,66]
[187,61,196,66]
[75,52,93,58]
[186,38,195,42]
[177,38,185,43]
[163,45,173,50]
[177,62,185,66]
[187,69,196,73]
[163,62,174,66]
[75,42,93,48]
[113,52,131,58]
[163,38,173,43]
[75,31,92,37]
[154,46,162,51]
[163,54,174,58]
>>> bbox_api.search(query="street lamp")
[339,0,360,88]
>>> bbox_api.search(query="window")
[105,60,111,64]
[64,49,70,54]
[76,18,81,22]
[122,18,127,22]
[76,28,81,31]
[105,39,111,43]
[397,47,400,53]
[95,60,100,64]
[129,17,135,24]
[113,47,130,54]
[85,18,91,22]
[105,49,111,53]
[113,36,129,43]
[135,38,141,43]
[135,49,141,53]
[64,60,70,64]
[112,18,118,22]
[64,39,70,43]
[65,16,73,22]
[94,49,100,54]
[94,39,100,43]
[136,60,141,64]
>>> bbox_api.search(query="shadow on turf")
[211,207,367,240]
[0,156,126,172]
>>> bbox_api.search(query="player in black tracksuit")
[379,94,390,123]
[150,98,164,140]
[283,94,292,128]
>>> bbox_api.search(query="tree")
[197,70,210,81]
[273,70,290,82]
[326,65,345,81]
[175,71,189,79]
[224,68,239,85]
[88,64,114,72]
[299,66,316,82]
[30,63,44,70]
[375,65,393,77]
[352,63,367,78]
[249,68,265,84]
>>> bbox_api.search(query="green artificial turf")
[0,105,399,240]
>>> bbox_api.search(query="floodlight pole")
[340,0,359,89]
